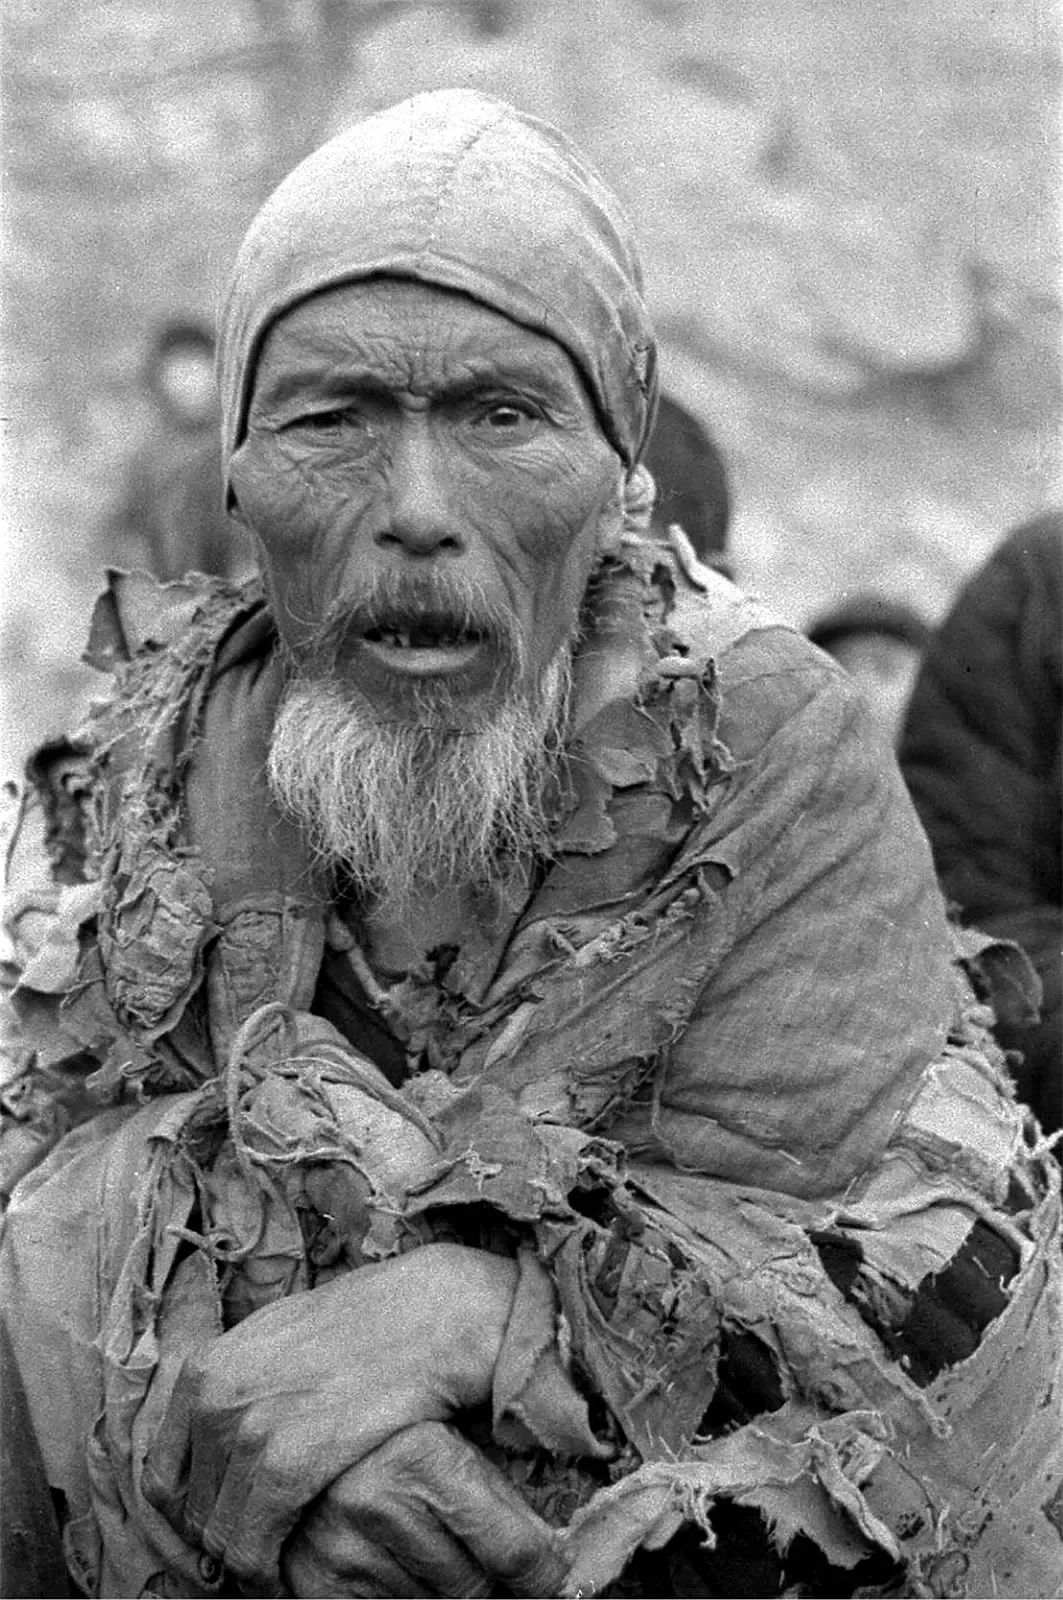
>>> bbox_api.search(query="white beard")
[267,654,571,913]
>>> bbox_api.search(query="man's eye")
[287,409,366,436]
[480,403,538,430]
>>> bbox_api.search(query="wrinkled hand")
[142,1245,521,1589]
[282,1422,569,1598]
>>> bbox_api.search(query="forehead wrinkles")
[250,280,592,414]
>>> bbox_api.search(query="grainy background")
[2,0,1060,772]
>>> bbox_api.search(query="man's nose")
[376,422,464,558]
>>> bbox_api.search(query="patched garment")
[1,537,1060,1598]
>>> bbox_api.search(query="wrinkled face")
[229,278,623,727]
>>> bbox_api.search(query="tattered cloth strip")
[3,1003,1057,1598]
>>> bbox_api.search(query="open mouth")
[358,619,489,675]
[363,623,482,650]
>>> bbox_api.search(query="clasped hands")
[142,1244,605,1597]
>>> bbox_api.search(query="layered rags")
[1,545,1060,1597]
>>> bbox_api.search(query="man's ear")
[225,445,251,523]
[224,478,262,565]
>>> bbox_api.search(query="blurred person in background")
[105,317,252,582]
[900,509,1062,1134]
[806,595,931,748]
[642,392,733,575]
[0,90,1059,1600]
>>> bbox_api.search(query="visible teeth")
[368,625,475,650]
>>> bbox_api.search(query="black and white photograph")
[1,4,1060,1596]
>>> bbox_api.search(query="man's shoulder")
[662,555,830,677]
[72,568,273,786]
[82,567,268,676]
[657,550,858,760]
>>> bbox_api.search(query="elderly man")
[1,91,1060,1600]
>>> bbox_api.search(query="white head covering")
[218,89,657,495]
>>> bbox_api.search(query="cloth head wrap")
[217,89,657,495]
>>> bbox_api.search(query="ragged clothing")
[1,537,1060,1598]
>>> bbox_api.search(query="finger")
[206,1437,314,1584]
[365,1504,493,1599]
[352,1424,568,1599]
[284,1520,429,1599]
[423,1430,567,1598]
[322,1440,492,1598]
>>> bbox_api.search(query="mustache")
[300,569,525,676]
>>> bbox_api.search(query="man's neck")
[354,846,545,984]
[360,883,480,978]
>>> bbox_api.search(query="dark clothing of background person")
[643,393,732,573]
[900,509,1063,1133]
[107,426,239,582]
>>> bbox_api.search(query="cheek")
[500,459,619,626]
[230,437,340,548]
[229,439,367,642]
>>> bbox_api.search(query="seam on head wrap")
[419,102,507,261]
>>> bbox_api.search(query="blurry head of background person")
[643,393,732,573]
[104,314,244,582]
[806,595,931,747]
[145,318,218,432]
